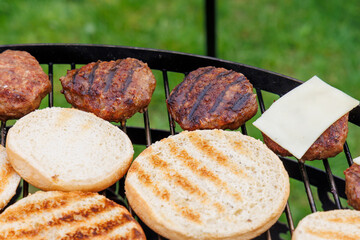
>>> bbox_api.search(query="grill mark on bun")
[132,162,170,201]
[60,213,134,240]
[1,198,119,239]
[175,205,201,224]
[304,228,358,240]
[166,138,242,202]
[130,228,145,239]
[328,216,360,224]
[189,133,248,178]
[0,163,13,193]
[2,192,92,222]
[131,160,201,222]
[148,153,205,198]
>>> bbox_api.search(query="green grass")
[1,0,359,238]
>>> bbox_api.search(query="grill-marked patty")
[166,66,258,130]
[0,50,51,121]
[60,58,156,123]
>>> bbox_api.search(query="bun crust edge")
[6,145,133,192]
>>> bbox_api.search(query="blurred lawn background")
[1,0,359,238]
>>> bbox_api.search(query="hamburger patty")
[60,58,156,123]
[344,163,360,210]
[166,66,258,130]
[0,50,51,121]
[262,113,349,161]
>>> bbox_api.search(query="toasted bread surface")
[0,145,20,210]
[292,209,360,240]
[125,129,290,240]
[0,191,146,239]
[6,107,134,192]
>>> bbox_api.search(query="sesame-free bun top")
[6,107,134,192]
[292,209,360,240]
[125,129,289,240]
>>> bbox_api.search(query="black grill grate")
[0,44,359,239]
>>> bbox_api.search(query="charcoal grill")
[0,43,359,240]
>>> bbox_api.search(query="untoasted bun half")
[125,129,290,240]
[0,145,20,210]
[0,191,146,239]
[6,107,134,192]
[292,209,360,240]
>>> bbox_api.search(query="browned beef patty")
[166,66,258,130]
[344,163,360,210]
[0,50,51,121]
[262,113,349,161]
[60,58,156,123]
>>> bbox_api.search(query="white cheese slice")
[253,76,359,159]
[354,157,360,165]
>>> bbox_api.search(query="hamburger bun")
[6,107,134,192]
[292,209,360,240]
[0,191,145,239]
[0,145,20,210]
[125,129,290,240]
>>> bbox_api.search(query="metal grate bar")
[0,121,5,146]
[143,109,152,147]
[298,161,317,212]
[48,62,54,107]
[322,159,342,209]
[255,88,266,114]
[267,230,271,240]
[343,141,353,166]
[162,70,176,135]
[120,121,127,135]
[240,124,247,135]
[284,202,295,235]
[23,180,29,198]
[120,121,134,217]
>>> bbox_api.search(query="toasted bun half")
[0,145,20,210]
[292,209,360,240]
[0,191,146,239]
[125,129,290,240]
[6,107,134,192]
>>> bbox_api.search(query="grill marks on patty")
[167,66,258,130]
[208,73,246,113]
[104,59,123,92]
[60,57,156,122]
